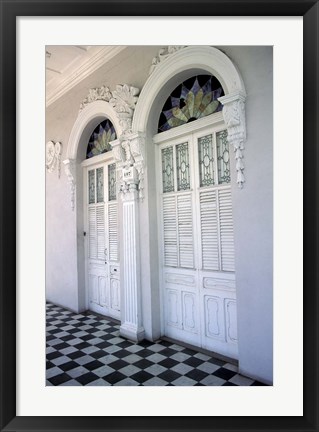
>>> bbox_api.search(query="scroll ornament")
[149,46,186,75]
[46,141,62,178]
[79,85,112,112]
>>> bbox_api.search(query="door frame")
[154,111,238,357]
[81,150,119,317]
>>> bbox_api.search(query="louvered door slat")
[96,205,105,260]
[89,207,97,259]
[177,194,194,268]
[200,190,219,270]
[163,196,178,267]
[218,188,235,271]
[108,202,118,262]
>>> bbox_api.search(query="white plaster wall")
[220,46,273,384]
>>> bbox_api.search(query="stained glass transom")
[216,130,231,184]
[198,134,214,187]
[108,163,117,201]
[158,75,224,133]
[162,147,174,193]
[86,119,117,159]
[176,142,190,191]
[96,167,104,203]
[88,169,95,204]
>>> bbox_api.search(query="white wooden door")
[155,116,238,359]
[84,160,120,320]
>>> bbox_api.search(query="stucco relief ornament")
[46,141,62,178]
[110,85,146,201]
[110,84,139,135]
[219,92,247,188]
[149,46,186,75]
[63,159,76,210]
[79,85,112,112]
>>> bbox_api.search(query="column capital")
[111,132,146,201]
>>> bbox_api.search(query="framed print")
[1,1,318,431]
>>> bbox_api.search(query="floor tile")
[125,344,144,354]
[117,364,140,377]
[114,377,139,386]
[171,363,193,375]
[229,374,254,386]
[213,367,237,381]
[144,364,166,376]
[201,375,226,386]
[143,377,167,386]
[171,376,197,386]
[130,370,153,384]
[46,366,64,379]
[48,373,72,385]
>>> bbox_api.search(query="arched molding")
[132,45,247,188]
[66,99,122,161]
[63,100,122,210]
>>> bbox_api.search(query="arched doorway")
[64,100,122,318]
[132,46,246,359]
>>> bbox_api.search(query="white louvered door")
[157,121,238,359]
[85,160,120,320]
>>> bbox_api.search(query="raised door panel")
[110,278,120,312]
[98,275,108,308]
[182,291,198,334]
[89,274,99,304]
[204,295,225,341]
[166,289,181,328]
[225,299,238,343]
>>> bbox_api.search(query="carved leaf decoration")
[110,84,139,115]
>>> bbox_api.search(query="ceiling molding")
[46,45,127,107]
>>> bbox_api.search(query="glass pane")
[88,169,95,204]
[162,147,174,193]
[86,119,117,159]
[96,167,104,203]
[108,163,116,201]
[216,130,231,184]
[176,142,190,191]
[158,75,224,133]
[198,134,214,187]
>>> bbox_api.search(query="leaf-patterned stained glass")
[158,75,224,133]
[86,119,117,159]
[96,167,104,203]
[162,147,174,193]
[176,142,190,191]
[88,169,95,204]
[108,163,116,201]
[198,134,214,187]
[216,130,231,184]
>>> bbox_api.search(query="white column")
[119,168,145,342]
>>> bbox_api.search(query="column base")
[120,322,145,343]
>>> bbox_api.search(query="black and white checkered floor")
[46,303,266,386]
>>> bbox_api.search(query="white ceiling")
[45,45,127,106]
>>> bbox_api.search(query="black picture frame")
[0,1,318,431]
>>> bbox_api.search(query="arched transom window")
[158,75,224,133]
[86,119,117,159]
